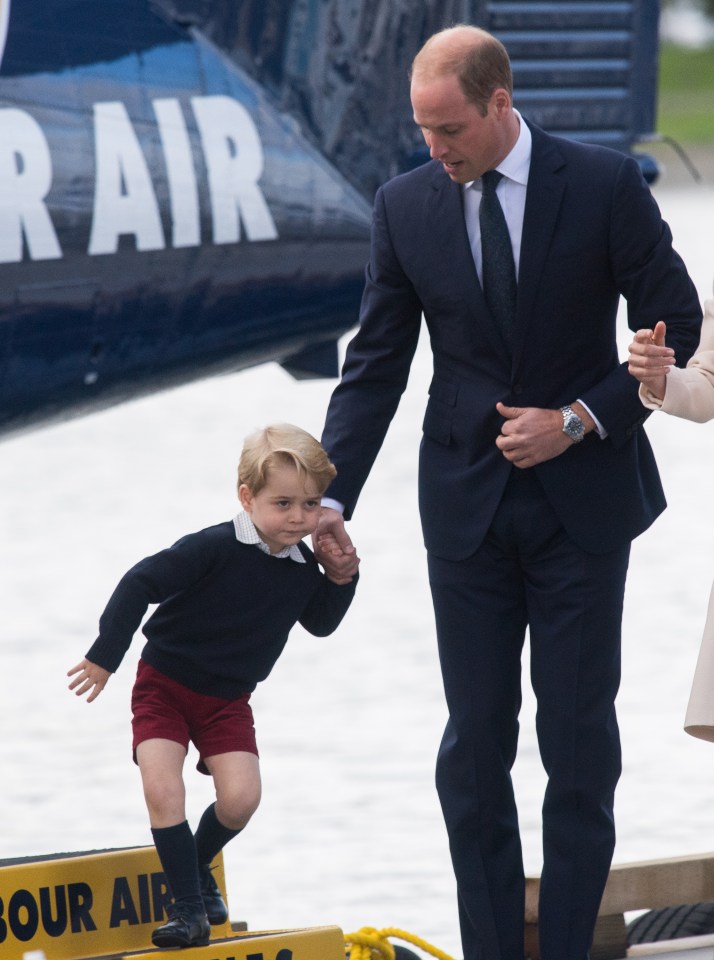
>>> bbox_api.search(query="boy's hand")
[316,533,360,584]
[67,659,112,703]
[313,508,360,584]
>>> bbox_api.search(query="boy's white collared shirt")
[233,511,306,562]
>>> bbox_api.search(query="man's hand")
[628,321,673,400]
[312,507,360,584]
[495,401,591,467]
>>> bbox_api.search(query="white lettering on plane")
[89,101,165,255]
[192,95,278,244]
[0,108,62,262]
[154,97,201,249]
[0,95,278,263]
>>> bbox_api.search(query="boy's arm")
[83,531,213,674]
[298,563,359,637]
[85,564,162,672]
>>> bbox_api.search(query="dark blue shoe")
[199,864,229,925]
[152,901,210,948]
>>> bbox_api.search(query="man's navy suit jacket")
[322,121,703,559]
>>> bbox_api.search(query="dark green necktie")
[479,169,517,348]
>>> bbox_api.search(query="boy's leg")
[137,737,188,827]
[136,738,210,948]
[204,750,262,833]
[197,752,261,923]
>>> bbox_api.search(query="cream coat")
[640,298,714,740]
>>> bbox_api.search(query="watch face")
[561,406,584,440]
[565,415,584,439]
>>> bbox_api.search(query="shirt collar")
[233,511,306,563]
[464,109,532,191]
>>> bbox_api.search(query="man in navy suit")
[314,25,702,960]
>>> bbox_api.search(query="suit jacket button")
[513,384,523,395]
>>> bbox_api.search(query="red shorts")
[131,659,258,774]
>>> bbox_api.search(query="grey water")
[1,183,713,959]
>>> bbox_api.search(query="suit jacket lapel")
[426,161,512,361]
[512,125,567,370]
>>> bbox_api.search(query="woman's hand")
[628,321,674,400]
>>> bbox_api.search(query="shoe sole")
[206,910,229,926]
[152,932,210,948]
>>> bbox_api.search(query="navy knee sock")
[194,803,242,867]
[151,821,202,908]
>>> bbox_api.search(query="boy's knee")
[145,791,181,818]
[143,777,185,821]
[218,784,261,830]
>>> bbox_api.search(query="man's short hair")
[411,25,513,116]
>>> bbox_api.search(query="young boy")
[68,424,358,949]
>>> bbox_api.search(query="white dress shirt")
[463,111,605,437]
[463,109,531,284]
[233,511,306,562]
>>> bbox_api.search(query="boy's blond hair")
[238,423,337,495]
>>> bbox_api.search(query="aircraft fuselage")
[0,0,371,436]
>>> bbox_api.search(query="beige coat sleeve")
[685,581,714,741]
[639,295,714,740]
[640,299,714,422]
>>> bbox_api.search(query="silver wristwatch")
[560,405,585,443]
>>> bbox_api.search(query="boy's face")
[239,463,322,555]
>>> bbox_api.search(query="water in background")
[1,184,713,958]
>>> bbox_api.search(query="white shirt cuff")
[577,398,607,439]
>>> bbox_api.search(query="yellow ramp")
[131,926,346,960]
[0,846,343,960]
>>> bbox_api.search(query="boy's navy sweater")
[86,520,357,699]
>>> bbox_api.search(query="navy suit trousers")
[428,469,630,960]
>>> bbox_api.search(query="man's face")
[411,73,506,184]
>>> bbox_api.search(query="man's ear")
[238,483,253,511]
[491,87,511,117]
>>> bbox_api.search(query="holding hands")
[628,321,675,400]
[313,507,361,585]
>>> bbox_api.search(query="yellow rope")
[344,925,455,960]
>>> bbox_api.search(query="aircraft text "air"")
[0,95,279,263]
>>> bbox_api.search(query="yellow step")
[0,847,344,960]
